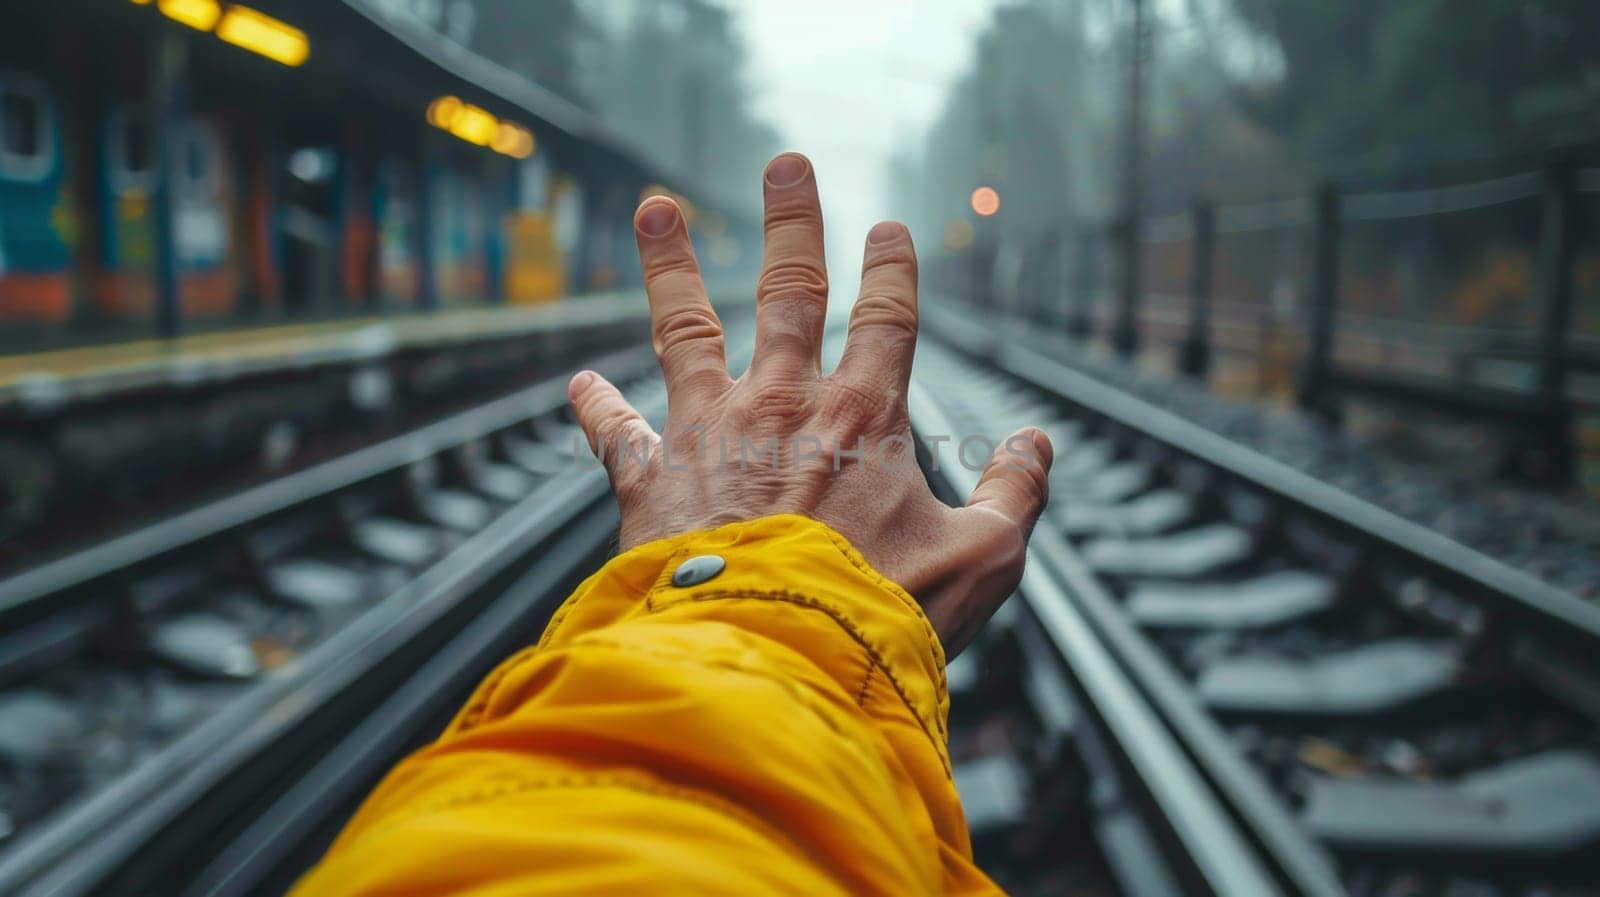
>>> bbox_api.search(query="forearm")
[291,515,995,897]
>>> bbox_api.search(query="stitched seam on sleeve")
[535,597,581,649]
[855,662,877,708]
[814,528,949,707]
[542,517,946,704]
[452,645,543,732]
[653,589,951,774]
[537,542,691,648]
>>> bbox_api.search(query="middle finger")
[752,152,828,380]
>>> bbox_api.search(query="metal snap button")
[671,554,726,587]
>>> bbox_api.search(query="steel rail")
[910,381,1290,897]
[919,299,1600,896]
[0,342,654,622]
[997,341,1600,638]
[0,459,615,896]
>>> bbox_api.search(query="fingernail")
[637,201,678,237]
[867,221,903,245]
[1029,428,1054,470]
[765,153,808,187]
[570,370,596,393]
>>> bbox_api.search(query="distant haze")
[720,0,1001,315]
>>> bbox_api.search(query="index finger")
[635,197,731,405]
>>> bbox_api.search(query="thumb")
[568,370,658,484]
[965,427,1053,536]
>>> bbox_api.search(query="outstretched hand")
[568,152,1052,657]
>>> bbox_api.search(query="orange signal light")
[970,186,1000,217]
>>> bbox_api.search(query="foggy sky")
[720,0,1002,316]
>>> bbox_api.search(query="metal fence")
[988,164,1600,488]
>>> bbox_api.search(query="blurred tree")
[896,1,1119,253]
[577,0,777,212]
[1226,0,1600,174]
[455,0,774,209]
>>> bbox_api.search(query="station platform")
[0,293,667,410]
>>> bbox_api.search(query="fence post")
[1111,213,1141,356]
[1526,163,1578,486]
[1298,184,1340,418]
[1180,201,1215,379]
[1031,233,1060,325]
[1067,228,1095,339]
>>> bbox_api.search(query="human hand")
[568,152,1052,657]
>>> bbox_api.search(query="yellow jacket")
[291,514,1001,896]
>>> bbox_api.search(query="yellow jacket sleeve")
[289,514,1001,896]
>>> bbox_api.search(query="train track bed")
[926,303,1599,600]
[171,326,1150,897]
[0,334,686,896]
[914,327,1600,897]
[941,609,1129,897]
[0,295,733,579]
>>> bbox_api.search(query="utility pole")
[1180,201,1215,378]
[974,35,1001,309]
[1527,163,1578,486]
[1299,185,1341,419]
[1111,0,1150,357]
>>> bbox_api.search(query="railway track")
[8,298,1598,896]
[0,312,719,897]
[913,310,1600,897]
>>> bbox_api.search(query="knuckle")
[990,476,1032,511]
[862,244,918,276]
[993,451,1045,496]
[574,389,615,427]
[591,405,640,443]
[756,258,829,305]
[1006,438,1052,498]
[652,308,724,357]
[849,292,919,336]
[592,416,632,452]
[824,379,898,425]
[734,381,814,429]
[602,423,654,471]
[1022,459,1050,503]
[763,196,822,232]
[611,467,652,508]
